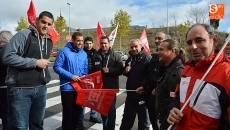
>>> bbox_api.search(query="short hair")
[72,32,83,40]
[155,31,171,39]
[38,11,54,22]
[186,23,215,39]
[84,37,93,44]
[162,39,186,65]
[0,30,13,45]
[100,36,110,43]
[130,39,141,45]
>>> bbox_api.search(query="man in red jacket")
[167,23,230,130]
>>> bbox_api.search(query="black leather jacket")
[155,57,184,122]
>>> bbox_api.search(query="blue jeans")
[7,85,47,130]
[78,107,98,123]
[101,96,116,130]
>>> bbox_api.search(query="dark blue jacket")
[124,48,151,99]
[53,42,88,91]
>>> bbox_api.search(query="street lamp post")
[167,0,169,34]
[67,3,70,36]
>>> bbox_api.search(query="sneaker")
[89,117,102,123]
[77,123,86,130]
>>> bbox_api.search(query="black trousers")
[147,95,158,130]
[120,96,150,130]
[61,91,83,130]
[0,88,10,130]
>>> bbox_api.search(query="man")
[167,23,230,130]
[120,39,151,130]
[92,36,124,130]
[3,11,54,129]
[78,37,101,129]
[155,39,185,130]
[136,31,169,130]
[0,30,13,130]
[53,32,88,130]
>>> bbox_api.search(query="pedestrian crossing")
[0,79,153,130]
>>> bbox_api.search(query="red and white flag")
[27,0,60,44]
[96,22,106,50]
[71,71,119,116]
[140,29,151,55]
[27,0,36,26]
[109,23,119,47]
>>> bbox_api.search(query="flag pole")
[167,34,230,130]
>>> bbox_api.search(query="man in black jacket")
[3,11,54,129]
[92,36,124,130]
[78,37,101,130]
[137,31,169,130]
[0,30,13,130]
[155,39,185,130]
[120,39,151,130]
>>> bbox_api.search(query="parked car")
[114,50,128,61]
[50,48,59,57]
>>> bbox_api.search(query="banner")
[109,23,119,47]
[140,29,151,55]
[96,22,106,50]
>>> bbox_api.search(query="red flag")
[71,71,103,91]
[48,27,60,45]
[71,71,119,115]
[140,29,151,55]
[76,89,118,116]
[96,22,106,50]
[27,0,36,25]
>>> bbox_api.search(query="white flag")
[109,23,119,47]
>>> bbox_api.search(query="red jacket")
[173,53,230,130]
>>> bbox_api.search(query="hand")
[167,107,184,125]
[151,89,156,95]
[136,86,144,94]
[72,75,80,81]
[125,66,131,73]
[102,67,109,73]
[36,59,50,69]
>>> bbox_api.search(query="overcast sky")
[0,0,229,35]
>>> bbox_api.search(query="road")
[0,64,152,130]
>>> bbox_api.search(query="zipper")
[192,82,207,107]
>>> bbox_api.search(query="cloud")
[227,27,230,33]
[0,0,229,33]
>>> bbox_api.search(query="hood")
[28,25,51,56]
[65,42,82,53]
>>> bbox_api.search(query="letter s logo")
[209,4,218,14]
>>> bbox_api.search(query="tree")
[15,17,29,32]
[110,9,131,50]
[54,14,67,35]
[110,9,131,38]
[177,20,192,49]
[186,6,209,24]
[100,17,110,29]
